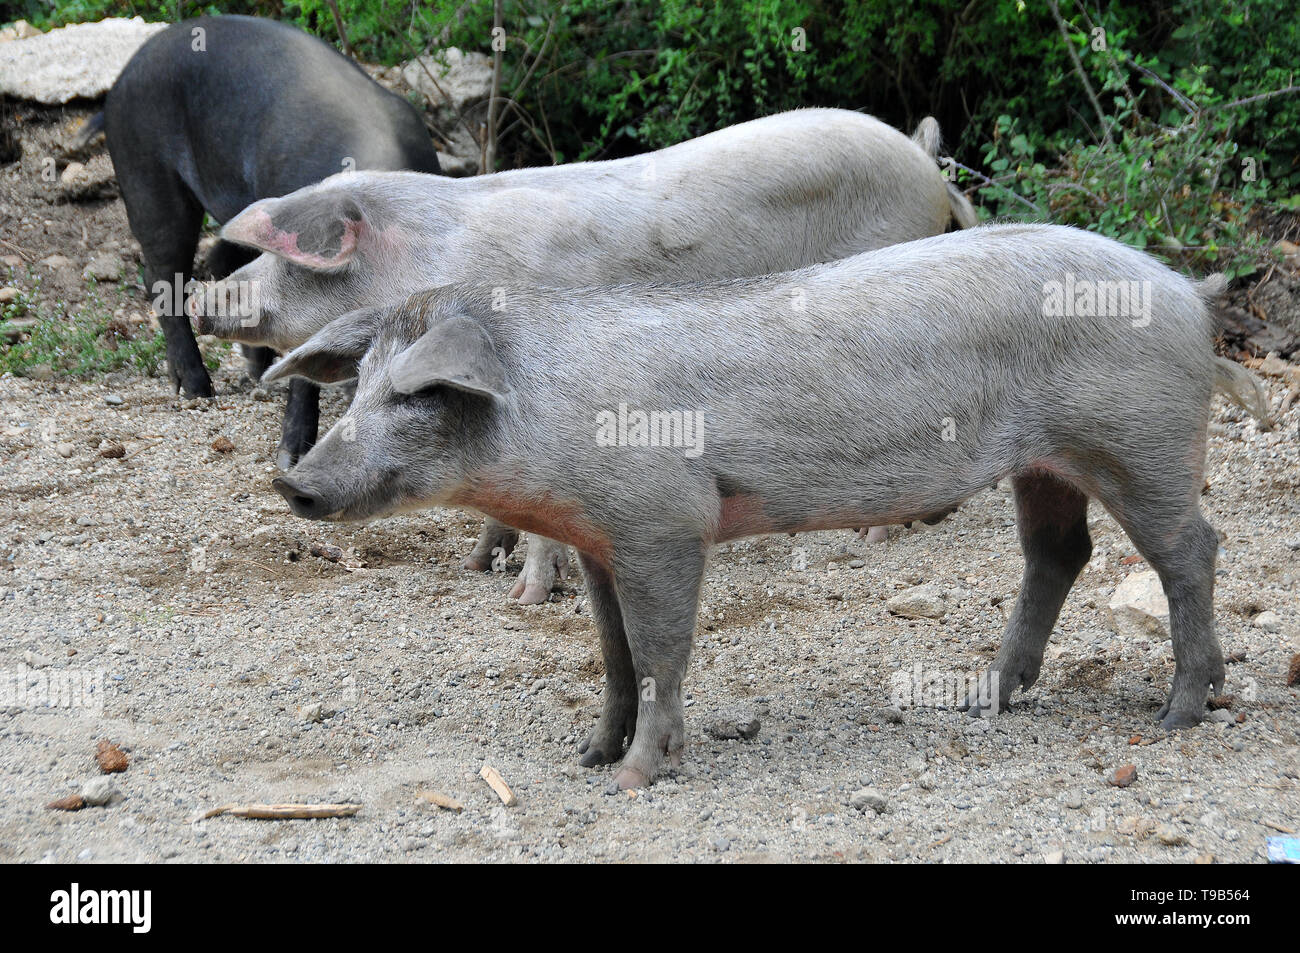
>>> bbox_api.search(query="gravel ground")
[0,350,1296,863]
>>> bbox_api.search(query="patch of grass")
[0,272,210,379]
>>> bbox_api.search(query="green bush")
[9,0,1300,274]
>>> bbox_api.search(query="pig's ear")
[261,307,386,385]
[388,315,510,402]
[221,192,367,270]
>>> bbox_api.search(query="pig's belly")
[710,490,965,544]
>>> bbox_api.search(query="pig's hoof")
[179,375,215,399]
[613,767,650,790]
[863,525,888,544]
[578,743,621,767]
[509,579,553,605]
[1155,704,1203,731]
[508,544,570,604]
[462,555,490,571]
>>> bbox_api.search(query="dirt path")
[0,105,1297,864]
[0,355,1296,862]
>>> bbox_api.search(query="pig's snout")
[187,287,215,335]
[273,475,336,520]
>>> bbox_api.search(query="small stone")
[707,714,761,741]
[83,253,126,282]
[849,787,888,814]
[24,363,53,380]
[1108,571,1169,639]
[1286,654,1300,689]
[98,440,125,458]
[55,442,75,458]
[95,740,129,773]
[103,394,124,406]
[47,794,84,811]
[1044,849,1065,864]
[875,706,904,724]
[1110,764,1138,788]
[0,287,19,304]
[79,776,116,807]
[885,583,946,620]
[60,161,85,184]
[1207,710,1234,724]
[39,254,73,271]
[1064,792,1084,810]
[1252,610,1281,633]
[210,435,235,453]
[1155,824,1187,846]
[1194,853,1215,865]
[300,702,324,723]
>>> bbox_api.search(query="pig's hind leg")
[964,471,1091,717]
[1104,493,1223,730]
[575,554,638,766]
[509,538,571,604]
[122,173,213,398]
[463,518,520,571]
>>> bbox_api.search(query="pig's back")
[481,224,1215,519]
[106,16,439,221]
[442,108,951,282]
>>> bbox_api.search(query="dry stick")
[223,557,283,577]
[944,158,1046,216]
[485,0,505,174]
[324,0,353,60]
[479,764,517,806]
[0,237,35,261]
[417,790,465,812]
[121,439,164,461]
[199,803,360,820]
[394,29,480,157]
[1208,84,1300,112]
[1048,0,1112,145]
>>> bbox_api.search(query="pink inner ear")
[223,206,360,270]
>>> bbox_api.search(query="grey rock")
[850,787,888,814]
[80,776,116,807]
[83,253,125,282]
[885,583,946,620]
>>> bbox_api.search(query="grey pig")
[264,223,1250,788]
[194,108,976,601]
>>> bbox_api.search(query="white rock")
[886,583,946,620]
[1108,570,1169,639]
[400,48,493,113]
[0,18,167,104]
[1252,610,1281,633]
[80,776,116,807]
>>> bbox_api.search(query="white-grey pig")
[261,223,1259,788]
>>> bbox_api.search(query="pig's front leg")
[508,538,571,604]
[575,553,638,766]
[610,539,707,789]
[463,517,519,571]
[275,379,321,471]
